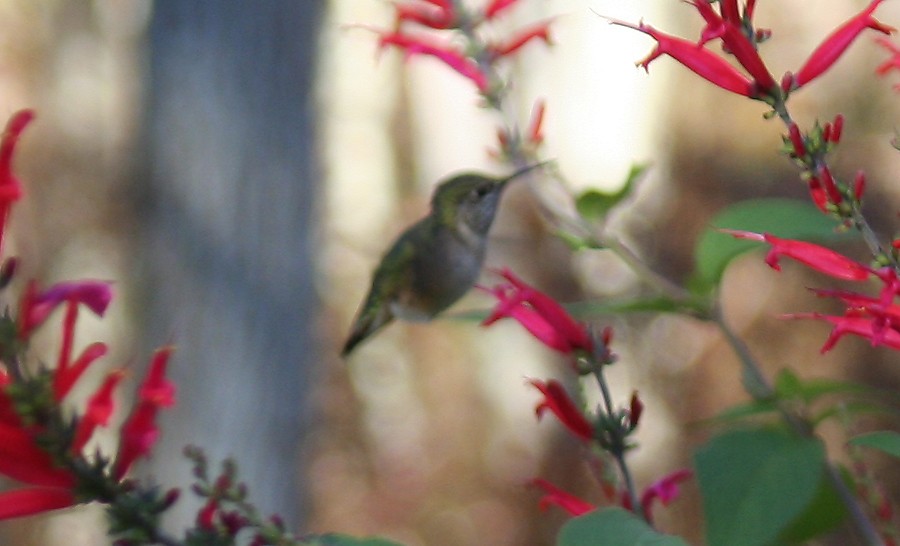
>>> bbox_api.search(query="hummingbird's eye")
[472,185,492,199]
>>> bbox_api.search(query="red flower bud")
[629,391,643,429]
[853,170,866,201]
[819,166,843,205]
[830,114,844,143]
[788,123,806,157]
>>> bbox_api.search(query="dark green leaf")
[557,508,689,546]
[575,163,648,221]
[849,431,900,458]
[777,470,846,543]
[691,198,853,291]
[695,427,826,546]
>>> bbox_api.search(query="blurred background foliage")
[0,1,898,545]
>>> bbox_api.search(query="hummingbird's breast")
[392,226,485,321]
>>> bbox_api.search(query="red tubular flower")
[482,268,593,354]
[72,369,125,452]
[54,342,108,402]
[610,20,755,97]
[806,176,829,213]
[787,313,900,353]
[793,0,894,89]
[0,422,76,488]
[0,110,33,254]
[379,32,491,92]
[530,478,596,516]
[688,0,776,93]
[488,21,553,57]
[529,379,594,441]
[876,36,900,76]
[114,347,176,479]
[718,0,740,26]
[0,488,76,520]
[395,3,455,30]
[484,0,521,20]
[719,230,871,281]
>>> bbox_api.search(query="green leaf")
[303,535,406,546]
[695,427,826,546]
[557,508,689,546]
[774,368,803,399]
[575,163,648,221]
[848,430,900,458]
[691,198,853,291]
[777,470,847,544]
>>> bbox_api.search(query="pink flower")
[529,379,594,441]
[19,279,114,340]
[792,0,894,89]
[530,478,596,516]
[482,268,594,354]
[719,230,871,281]
[631,469,693,522]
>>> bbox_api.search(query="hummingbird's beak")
[500,160,551,187]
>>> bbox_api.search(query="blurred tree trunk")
[135,1,323,531]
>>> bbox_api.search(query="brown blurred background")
[0,1,899,545]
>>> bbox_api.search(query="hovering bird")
[341,164,545,356]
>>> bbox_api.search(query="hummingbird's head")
[431,174,507,235]
[431,163,546,235]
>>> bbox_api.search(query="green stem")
[713,310,883,545]
[589,356,645,522]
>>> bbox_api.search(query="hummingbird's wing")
[341,228,419,356]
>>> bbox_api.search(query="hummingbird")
[341,163,545,356]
